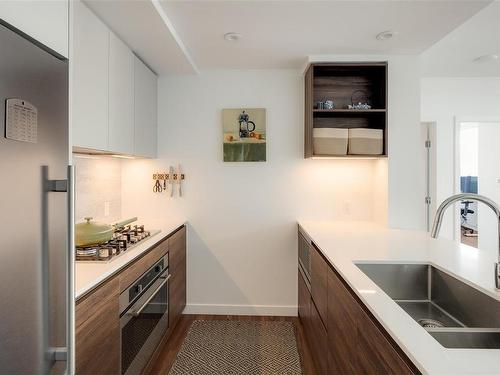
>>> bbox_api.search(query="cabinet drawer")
[76,277,119,327]
[169,226,187,326]
[119,237,169,292]
[309,300,328,375]
[310,244,328,326]
[76,278,120,374]
[297,270,311,325]
[298,231,311,280]
[327,266,358,373]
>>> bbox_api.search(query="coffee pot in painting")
[238,110,256,138]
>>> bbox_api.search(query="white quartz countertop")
[298,220,500,375]
[75,219,186,300]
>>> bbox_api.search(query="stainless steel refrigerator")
[0,21,74,374]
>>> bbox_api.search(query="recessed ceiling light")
[224,32,242,42]
[376,30,398,41]
[474,54,499,63]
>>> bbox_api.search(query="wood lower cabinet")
[76,277,120,375]
[326,267,358,374]
[309,301,328,375]
[76,225,187,375]
[297,229,419,375]
[310,245,328,326]
[297,271,311,330]
[327,266,417,374]
[168,226,187,327]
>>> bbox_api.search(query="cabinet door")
[327,266,416,375]
[76,277,120,375]
[309,301,328,375]
[356,302,415,374]
[108,32,134,154]
[72,1,109,151]
[310,245,328,326]
[134,56,157,158]
[297,270,311,327]
[327,266,358,374]
[0,1,68,57]
[169,226,186,327]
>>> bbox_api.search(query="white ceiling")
[420,1,500,77]
[160,0,490,70]
[84,0,197,75]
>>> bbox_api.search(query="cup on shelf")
[324,100,334,109]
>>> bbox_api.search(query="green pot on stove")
[75,216,137,247]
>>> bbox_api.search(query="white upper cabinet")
[71,1,109,151]
[134,56,158,158]
[109,32,134,155]
[71,2,157,157]
[0,1,69,57]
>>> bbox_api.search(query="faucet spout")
[431,193,500,290]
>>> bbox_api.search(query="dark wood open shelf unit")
[304,62,388,158]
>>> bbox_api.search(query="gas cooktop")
[76,224,160,262]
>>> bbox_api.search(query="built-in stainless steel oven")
[119,254,170,375]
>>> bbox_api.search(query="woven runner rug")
[169,320,303,375]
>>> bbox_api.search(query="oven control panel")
[127,256,168,304]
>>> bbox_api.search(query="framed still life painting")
[222,108,266,162]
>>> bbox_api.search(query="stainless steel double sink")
[356,263,500,349]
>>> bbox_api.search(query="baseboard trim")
[184,303,298,317]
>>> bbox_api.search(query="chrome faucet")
[431,193,500,290]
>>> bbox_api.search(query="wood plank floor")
[145,314,318,375]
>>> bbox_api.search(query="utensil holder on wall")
[152,167,185,196]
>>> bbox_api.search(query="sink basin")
[428,330,500,349]
[356,263,500,349]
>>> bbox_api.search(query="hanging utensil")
[169,166,175,197]
[153,179,162,193]
[177,164,183,197]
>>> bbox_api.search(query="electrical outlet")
[104,201,110,217]
[343,201,351,215]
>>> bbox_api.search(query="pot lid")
[75,217,113,236]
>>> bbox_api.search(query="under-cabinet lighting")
[73,151,136,160]
[311,156,381,160]
[108,154,136,159]
[72,154,100,160]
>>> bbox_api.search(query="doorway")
[457,120,500,249]
[458,123,478,247]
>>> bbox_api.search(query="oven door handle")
[127,274,171,317]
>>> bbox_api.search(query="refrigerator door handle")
[66,165,75,375]
[46,166,75,374]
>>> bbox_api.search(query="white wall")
[421,78,500,239]
[477,122,500,255]
[385,56,423,229]
[121,70,384,315]
[309,55,424,229]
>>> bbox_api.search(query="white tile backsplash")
[74,155,122,224]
